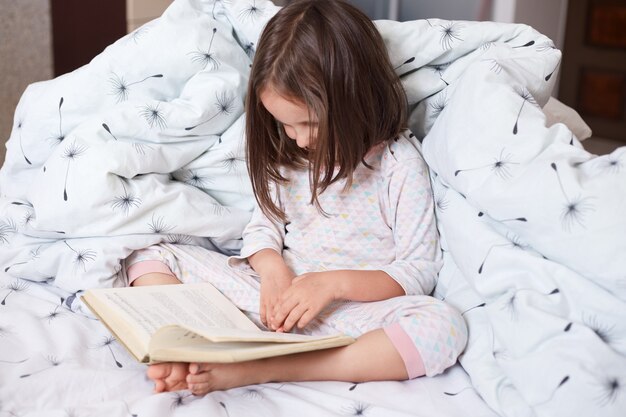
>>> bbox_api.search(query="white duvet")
[1,1,624,416]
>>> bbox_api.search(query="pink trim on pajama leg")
[384,323,426,379]
[127,260,175,285]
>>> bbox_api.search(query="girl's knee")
[395,297,468,377]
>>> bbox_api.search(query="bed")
[1,1,624,416]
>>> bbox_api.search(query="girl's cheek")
[284,126,296,139]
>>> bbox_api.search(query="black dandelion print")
[438,22,463,50]
[243,42,255,57]
[140,103,167,129]
[239,0,264,21]
[599,155,623,174]
[64,241,97,272]
[461,302,486,316]
[130,26,148,43]
[102,123,118,140]
[48,97,66,146]
[595,376,621,406]
[61,141,88,201]
[93,336,123,368]
[170,392,195,410]
[189,28,220,70]
[220,402,231,417]
[583,314,617,347]
[444,386,475,396]
[435,189,449,212]
[16,119,31,165]
[1,280,29,305]
[242,387,264,399]
[133,142,155,155]
[455,150,519,180]
[220,151,245,173]
[532,376,569,406]
[111,178,142,215]
[536,42,561,81]
[426,62,451,76]
[22,210,35,227]
[341,401,371,416]
[185,92,236,131]
[0,218,18,244]
[512,86,537,134]
[501,292,520,320]
[174,169,212,188]
[20,355,62,378]
[109,73,163,103]
[4,255,28,272]
[430,93,447,119]
[43,300,65,324]
[477,211,527,223]
[478,242,512,274]
[513,40,535,48]
[124,402,138,417]
[166,234,193,245]
[148,214,174,234]
[395,56,415,74]
[209,203,230,217]
[348,382,361,391]
[551,162,594,231]
[484,58,504,74]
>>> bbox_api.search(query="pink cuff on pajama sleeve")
[384,323,426,379]
[127,260,175,285]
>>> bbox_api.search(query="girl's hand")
[259,273,293,330]
[270,272,340,332]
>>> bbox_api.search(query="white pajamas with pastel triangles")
[126,131,467,377]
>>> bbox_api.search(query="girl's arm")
[328,269,405,302]
[248,248,294,279]
[377,146,442,297]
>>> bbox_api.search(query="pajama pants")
[125,244,467,378]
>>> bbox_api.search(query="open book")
[82,283,355,364]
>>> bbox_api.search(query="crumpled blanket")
[0,0,280,291]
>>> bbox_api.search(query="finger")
[154,379,166,393]
[272,297,300,330]
[283,305,309,332]
[187,371,211,384]
[189,381,211,395]
[296,309,317,329]
[190,363,209,374]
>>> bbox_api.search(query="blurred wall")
[348,0,482,21]
[0,0,53,168]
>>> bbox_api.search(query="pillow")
[542,96,592,141]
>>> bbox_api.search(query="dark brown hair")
[245,0,407,221]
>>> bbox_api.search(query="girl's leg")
[180,328,407,393]
[178,296,466,394]
[124,244,267,393]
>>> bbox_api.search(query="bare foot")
[186,361,271,395]
[147,362,190,393]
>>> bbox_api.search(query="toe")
[147,363,172,380]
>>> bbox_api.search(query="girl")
[126,0,467,395]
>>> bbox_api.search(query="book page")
[91,283,259,339]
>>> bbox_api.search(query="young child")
[126,0,467,395]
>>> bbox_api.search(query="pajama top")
[230,130,442,296]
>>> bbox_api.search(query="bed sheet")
[0,272,498,417]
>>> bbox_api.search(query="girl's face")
[260,88,318,149]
